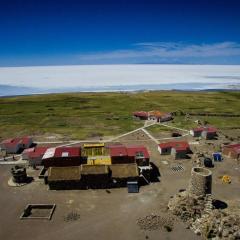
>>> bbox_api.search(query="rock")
[233,231,240,238]
[222,229,229,237]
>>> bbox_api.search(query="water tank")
[11,165,27,183]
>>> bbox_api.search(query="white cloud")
[76,42,240,62]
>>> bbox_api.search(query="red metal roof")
[109,145,128,157]
[223,143,240,154]
[22,147,35,154]
[158,141,190,151]
[192,127,217,133]
[28,147,48,158]
[21,136,32,145]
[133,111,148,117]
[1,136,32,147]
[54,147,81,158]
[224,143,240,149]
[109,145,150,158]
[1,138,21,147]
[126,145,150,158]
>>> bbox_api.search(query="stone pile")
[168,167,240,239]
[136,213,174,231]
[168,191,208,223]
[203,211,240,239]
[168,191,240,239]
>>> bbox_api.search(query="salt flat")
[0,64,240,95]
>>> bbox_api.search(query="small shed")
[158,141,190,159]
[0,136,33,154]
[222,144,240,160]
[0,138,22,154]
[190,127,217,139]
[158,142,173,155]
[171,147,188,159]
[201,127,217,140]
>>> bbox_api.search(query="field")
[0,91,239,140]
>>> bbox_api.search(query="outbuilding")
[0,136,33,154]
[222,144,240,160]
[190,127,217,140]
[158,141,190,159]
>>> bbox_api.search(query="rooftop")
[42,147,81,159]
[159,141,190,151]
[81,164,109,175]
[109,145,150,158]
[109,163,139,178]
[48,166,81,181]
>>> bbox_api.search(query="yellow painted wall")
[87,156,112,165]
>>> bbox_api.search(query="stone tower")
[189,167,212,196]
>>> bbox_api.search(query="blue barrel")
[213,152,222,162]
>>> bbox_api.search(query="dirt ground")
[0,131,240,240]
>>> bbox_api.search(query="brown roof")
[80,164,109,175]
[48,166,81,181]
[109,163,139,178]
[148,110,168,118]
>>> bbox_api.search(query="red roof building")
[133,110,173,122]
[0,136,33,154]
[109,145,150,166]
[28,147,48,166]
[158,141,190,159]
[42,147,82,168]
[133,111,148,120]
[22,147,35,160]
[222,143,240,160]
[190,127,217,139]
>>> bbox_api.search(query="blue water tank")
[213,152,222,162]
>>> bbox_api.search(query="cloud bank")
[76,42,240,64]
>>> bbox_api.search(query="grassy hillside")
[0,91,239,140]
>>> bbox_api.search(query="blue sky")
[0,0,240,66]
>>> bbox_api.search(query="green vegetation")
[0,91,239,139]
